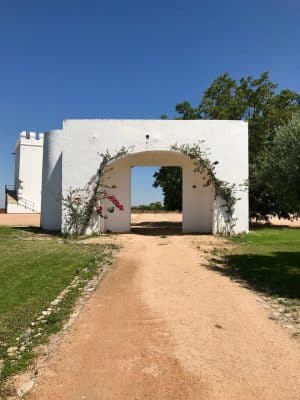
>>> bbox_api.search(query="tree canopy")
[154,72,300,219]
[260,112,300,218]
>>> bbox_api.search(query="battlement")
[17,131,44,148]
[20,130,44,140]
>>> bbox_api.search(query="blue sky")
[131,167,162,206]
[0,0,299,207]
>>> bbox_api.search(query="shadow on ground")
[130,221,183,236]
[211,251,300,299]
[250,223,300,231]
[18,227,63,237]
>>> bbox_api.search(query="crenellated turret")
[6,131,45,213]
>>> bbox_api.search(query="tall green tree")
[153,167,182,210]
[155,72,299,219]
[261,112,300,217]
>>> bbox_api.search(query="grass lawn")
[0,226,118,382]
[225,226,300,299]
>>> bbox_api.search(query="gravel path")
[27,232,300,400]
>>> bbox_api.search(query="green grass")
[224,227,300,299]
[0,226,118,382]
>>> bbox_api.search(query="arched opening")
[100,150,214,234]
[131,165,183,234]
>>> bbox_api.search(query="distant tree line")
[131,201,164,211]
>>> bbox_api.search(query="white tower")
[5,131,44,213]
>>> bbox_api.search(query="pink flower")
[106,194,124,211]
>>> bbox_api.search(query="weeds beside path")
[0,226,118,386]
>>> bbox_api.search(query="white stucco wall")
[40,130,63,230]
[54,119,248,234]
[14,141,20,191]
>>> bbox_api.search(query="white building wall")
[41,130,63,231]
[53,119,248,234]
[14,141,20,190]
[101,161,131,233]
[182,165,214,233]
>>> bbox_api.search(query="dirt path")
[27,233,300,400]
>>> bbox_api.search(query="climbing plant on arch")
[63,142,238,235]
[172,142,239,234]
[63,147,129,235]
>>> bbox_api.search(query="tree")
[261,113,300,218]
[177,72,299,162]
[156,72,299,219]
[153,167,182,210]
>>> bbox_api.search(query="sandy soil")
[255,216,300,228]
[131,212,182,224]
[0,213,40,227]
[26,222,300,400]
[132,212,300,228]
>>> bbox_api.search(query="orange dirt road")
[28,233,300,400]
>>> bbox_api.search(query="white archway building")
[41,119,249,234]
